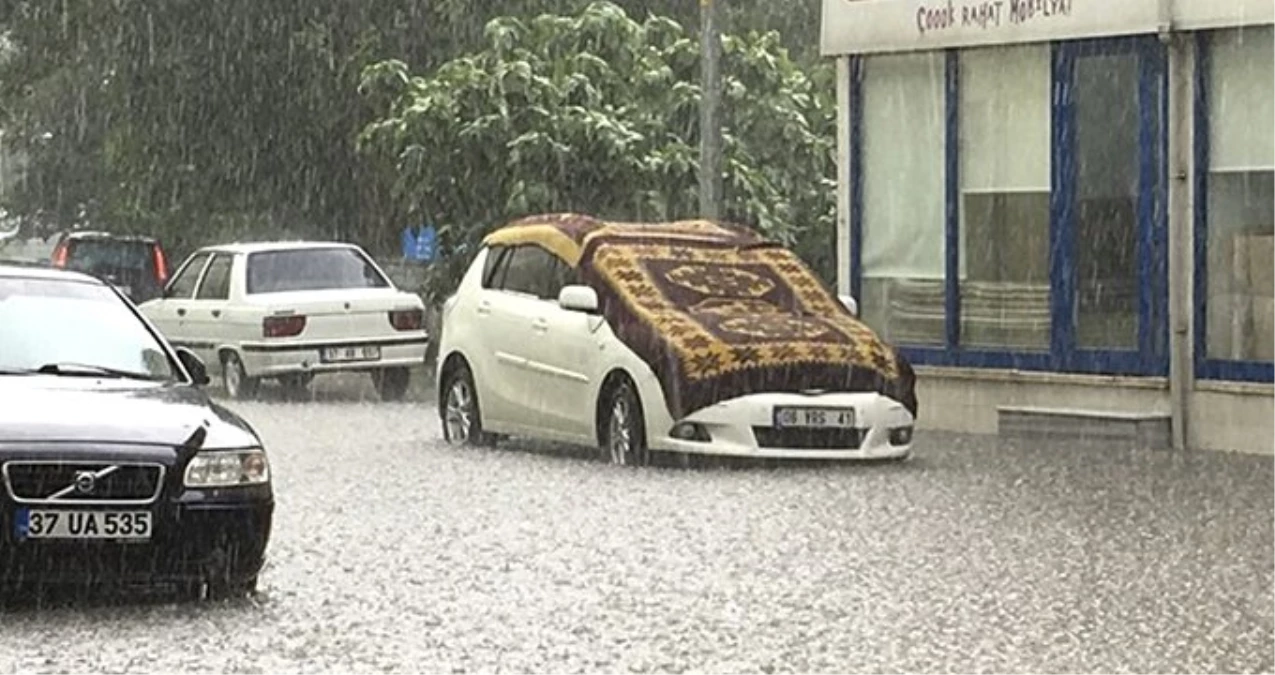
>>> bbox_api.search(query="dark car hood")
[0,377,260,449]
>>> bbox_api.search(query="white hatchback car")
[140,241,429,400]
[435,214,918,465]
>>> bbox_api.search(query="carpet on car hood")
[483,213,918,421]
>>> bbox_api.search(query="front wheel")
[440,364,496,447]
[601,379,649,466]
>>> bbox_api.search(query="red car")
[50,231,171,304]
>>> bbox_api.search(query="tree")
[0,0,828,269]
[358,1,836,302]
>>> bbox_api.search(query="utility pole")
[698,0,723,220]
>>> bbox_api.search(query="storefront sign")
[822,0,1150,55]
[915,0,1074,36]
[821,0,1271,55]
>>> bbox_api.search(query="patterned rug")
[484,213,919,421]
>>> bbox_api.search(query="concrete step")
[997,406,1172,450]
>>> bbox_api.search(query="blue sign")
[401,224,437,263]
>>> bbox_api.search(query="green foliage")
[359,2,836,302]
[0,0,831,295]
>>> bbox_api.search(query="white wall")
[914,367,1274,455]
[1175,0,1275,30]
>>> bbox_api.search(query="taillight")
[152,245,169,284]
[263,315,306,338]
[51,242,69,268]
[388,309,423,331]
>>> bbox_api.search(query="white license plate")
[774,407,856,429]
[321,345,381,363]
[15,509,152,540]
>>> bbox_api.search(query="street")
[0,375,1271,674]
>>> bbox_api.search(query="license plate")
[14,508,152,540]
[320,345,381,363]
[774,407,856,429]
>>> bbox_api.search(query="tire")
[184,575,258,602]
[439,363,495,447]
[279,372,313,399]
[601,378,649,466]
[208,575,257,600]
[372,367,411,402]
[222,352,259,400]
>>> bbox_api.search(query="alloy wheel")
[608,396,632,465]
[444,378,474,443]
[224,361,241,399]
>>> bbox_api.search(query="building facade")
[822,0,1273,453]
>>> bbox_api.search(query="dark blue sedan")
[0,262,273,599]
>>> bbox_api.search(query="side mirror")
[838,294,859,317]
[558,285,599,313]
[175,347,210,386]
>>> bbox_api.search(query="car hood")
[0,377,260,449]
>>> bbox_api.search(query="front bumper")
[651,391,914,460]
[238,333,428,378]
[0,488,273,586]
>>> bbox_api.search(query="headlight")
[184,449,270,487]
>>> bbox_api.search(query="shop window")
[1202,27,1274,368]
[958,45,1051,350]
[851,36,1167,375]
[1072,51,1143,351]
[859,51,946,346]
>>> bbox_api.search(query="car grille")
[752,427,866,450]
[2,462,165,504]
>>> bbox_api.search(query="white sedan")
[140,241,429,400]
[434,214,918,465]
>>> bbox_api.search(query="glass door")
[1052,38,1167,375]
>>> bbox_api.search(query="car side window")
[195,254,233,300]
[165,252,211,299]
[544,257,577,302]
[499,245,556,299]
[481,246,509,289]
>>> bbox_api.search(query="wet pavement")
[0,375,1271,673]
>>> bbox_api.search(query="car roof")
[193,241,362,255]
[0,261,105,285]
[62,230,158,243]
[483,213,768,267]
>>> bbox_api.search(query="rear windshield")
[245,248,391,294]
[66,239,156,274]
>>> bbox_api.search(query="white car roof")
[0,262,103,285]
[195,241,363,256]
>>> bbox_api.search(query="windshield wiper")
[32,362,165,381]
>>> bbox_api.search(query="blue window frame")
[849,36,1169,377]
[1193,31,1275,384]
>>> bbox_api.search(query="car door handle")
[531,317,549,333]
[476,301,492,316]
[176,308,186,317]
[211,310,222,318]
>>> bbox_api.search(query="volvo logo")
[73,470,97,494]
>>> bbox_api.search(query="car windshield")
[0,276,176,380]
[66,239,156,275]
[246,247,390,294]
